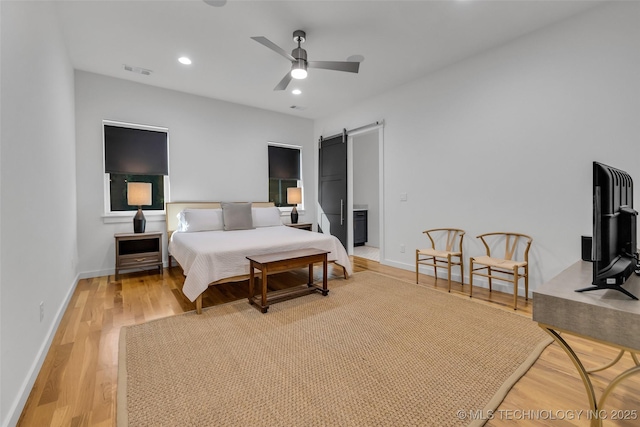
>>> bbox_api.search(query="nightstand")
[115,232,163,280]
[286,223,313,231]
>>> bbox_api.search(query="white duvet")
[169,225,353,301]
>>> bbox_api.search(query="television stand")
[575,284,639,300]
[534,261,640,427]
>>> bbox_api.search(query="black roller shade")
[268,145,300,180]
[104,125,168,175]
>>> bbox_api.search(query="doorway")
[348,124,384,263]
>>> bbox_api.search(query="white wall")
[0,2,3,418]
[0,2,78,426]
[75,71,314,277]
[353,132,380,247]
[315,1,640,294]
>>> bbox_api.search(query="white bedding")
[169,225,353,301]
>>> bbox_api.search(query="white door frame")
[347,122,385,263]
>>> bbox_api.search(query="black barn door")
[318,132,347,248]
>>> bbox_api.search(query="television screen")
[576,162,638,299]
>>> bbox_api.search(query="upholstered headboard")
[165,201,275,237]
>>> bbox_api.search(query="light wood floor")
[17,257,640,426]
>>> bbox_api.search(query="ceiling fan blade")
[251,36,295,62]
[274,73,293,91]
[308,61,360,73]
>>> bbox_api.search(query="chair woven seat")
[469,232,533,310]
[417,248,461,258]
[416,228,465,292]
[472,255,527,270]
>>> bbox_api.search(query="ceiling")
[54,0,604,120]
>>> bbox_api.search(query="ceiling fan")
[251,30,360,91]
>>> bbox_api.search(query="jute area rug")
[118,271,552,427]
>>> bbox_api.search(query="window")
[103,121,169,214]
[108,174,164,211]
[268,143,302,208]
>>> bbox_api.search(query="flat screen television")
[576,161,639,299]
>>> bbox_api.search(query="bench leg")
[261,268,268,309]
[196,294,202,315]
[249,261,255,303]
[322,255,329,295]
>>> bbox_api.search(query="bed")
[166,202,352,313]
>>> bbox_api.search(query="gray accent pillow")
[221,202,254,231]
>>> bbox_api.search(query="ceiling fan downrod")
[291,30,307,62]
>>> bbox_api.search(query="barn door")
[318,131,348,248]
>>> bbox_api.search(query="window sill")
[103,209,305,224]
[278,207,305,213]
[279,208,305,215]
[102,212,166,224]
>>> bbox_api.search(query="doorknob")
[340,199,344,225]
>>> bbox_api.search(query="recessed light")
[178,57,192,65]
[292,89,302,95]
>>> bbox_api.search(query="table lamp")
[287,187,302,224]
[127,182,152,233]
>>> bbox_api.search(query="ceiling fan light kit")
[251,30,360,91]
[291,60,307,79]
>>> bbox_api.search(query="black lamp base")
[133,208,146,233]
[290,206,299,224]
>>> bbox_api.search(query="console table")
[533,261,640,427]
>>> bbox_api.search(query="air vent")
[289,105,306,110]
[123,64,152,76]
[203,0,227,6]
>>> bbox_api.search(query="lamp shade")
[287,187,302,205]
[127,182,152,206]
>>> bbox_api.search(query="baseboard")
[78,260,170,280]
[383,259,532,298]
[81,259,531,297]
[3,273,80,427]
[78,268,113,280]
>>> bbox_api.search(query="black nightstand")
[114,232,163,280]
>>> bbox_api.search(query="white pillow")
[178,209,223,232]
[177,211,186,231]
[252,207,283,227]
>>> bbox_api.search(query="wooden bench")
[246,248,330,313]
